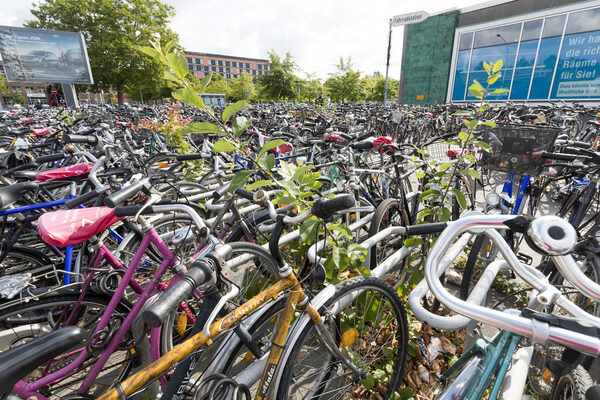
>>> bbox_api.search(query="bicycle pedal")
[517,252,533,265]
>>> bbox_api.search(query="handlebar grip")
[212,182,231,201]
[63,134,99,146]
[113,205,156,217]
[541,152,578,161]
[571,141,591,149]
[65,187,108,209]
[176,154,204,161]
[103,178,149,208]
[143,259,214,328]
[406,223,448,236]
[312,194,355,219]
[36,153,64,164]
[235,188,254,201]
[356,131,373,141]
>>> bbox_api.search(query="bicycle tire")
[459,234,488,301]
[0,293,134,397]
[277,276,408,400]
[550,365,594,400]
[367,198,410,280]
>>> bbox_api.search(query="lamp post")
[356,80,360,103]
[496,33,509,91]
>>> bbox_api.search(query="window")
[225,61,230,66]
[186,57,193,63]
[226,74,232,79]
[210,60,217,65]
[218,60,223,66]
[211,66,216,71]
[198,58,203,64]
[218,67,224,72]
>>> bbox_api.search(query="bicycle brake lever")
[203,284,240,338]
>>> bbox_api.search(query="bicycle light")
[485,192,500,207]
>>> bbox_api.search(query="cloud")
[5,0,484,79]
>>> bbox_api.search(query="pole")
[383,19,392,105]
[398,25,408,104]
[140,87,143,104]
[356,80,360,102]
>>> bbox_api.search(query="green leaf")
[417,209,434,220]
[222,100,249,122]
[483,61,491,75]
[439,162,453,171]
[172,88,205,109]
[452,188,467,209]
[199,74,212,92]
[300,219,321,244]
[459,168,481,179]
[163,38,178,54]
[404,237,423,248]
[259,139,286,158]
[329,223,352,239]
[487,72,501,85]
[416,170,426,179]
[436,207,451,222]
[464,119,478,131]
[277,161,296,180]
[480,121,496,128]
[232,116,252,136]
[491,88,509,94]
[228,170,253,194]
[258,153,275,170]
[331,246,349,271]
[399,387,413,400]
[273,195,296,205]
[135,45,165,64]
[362,376,375,390]
[246,179,272,191]
[474,141,492,152]
[468,80,484,99]
[167,53,189,80]
[420,189,440,201]
[347,243,368,255]
[212,139,238,152]
[163,70,181,84]
[492,59,503,73]
[181,122,222,134]
[458,131,468,143]
[479,105,490,112]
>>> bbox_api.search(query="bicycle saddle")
[7,127,34,136]
[519,114,539,121]
[0,327,85,399]
[0,181,39,209]
[38,207,123,247]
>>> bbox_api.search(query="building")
[0,61,47,106]
[183,51,270,81]
[400,0,600,104]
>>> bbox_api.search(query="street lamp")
[356,80,360,103]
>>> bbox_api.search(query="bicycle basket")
[480,123,561,175]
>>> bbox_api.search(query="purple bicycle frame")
[12,226,210,399]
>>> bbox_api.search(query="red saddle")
[35,162,94,182]
[38,207,123,247]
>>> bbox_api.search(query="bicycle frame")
[97,269,321,400]
[12,223,198,398]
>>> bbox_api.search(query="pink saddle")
[35,162,94,182]
[38,207,123,247]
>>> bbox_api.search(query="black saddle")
[12,170,40,181]
[519,114,539,121]
[0,181,39,209]
[7,127,34,136]
[0,327,85,399]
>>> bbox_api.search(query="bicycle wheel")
[277,276,408,400]
[367,198,410,281]
[0,293,134,397]
[550,365,594,400]
[459,234,496,301]
[161,241,280,353]
[0,245,60,287]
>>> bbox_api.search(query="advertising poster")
[552,30,600,99]
[0,26,93,84]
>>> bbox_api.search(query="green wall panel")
[402,11,458,105]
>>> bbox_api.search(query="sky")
[1,0,485,79]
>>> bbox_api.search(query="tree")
[124,84,171,103]
[26,0,178,104]
[373,76,399,102]
[257,51,299,101]
[297,72,323,102]
[12,89,26,104]
[359,75,376,102]
[227,72,255,102]
[203,74,229,95]
[0,76,8,95]
[324,57,361,102]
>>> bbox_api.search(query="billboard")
[0,26,93,84]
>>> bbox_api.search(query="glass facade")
[450,6,600,101]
